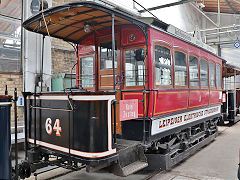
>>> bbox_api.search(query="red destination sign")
[119,99,138,121]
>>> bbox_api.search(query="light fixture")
[196,0,205,8]
[84,23,92,33]
[30,0,48,14]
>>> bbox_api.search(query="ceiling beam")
[224,0,237,14]
[232,0,240,5]
[190,3,219,27]
[138,0,196,13]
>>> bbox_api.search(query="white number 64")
[45,118,62,136]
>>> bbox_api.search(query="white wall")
[22,0,52,92]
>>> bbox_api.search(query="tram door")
[97,36,122,133]
[97,36,120,90]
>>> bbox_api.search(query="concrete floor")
[24,122,240,180]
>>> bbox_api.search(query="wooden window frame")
[173,48,188,89]
[209,60,216,89]
[96,35,121,91]
[188,53,200,89]
[199,58,209,89]
[122,45,146,90]
[153,42,173,89]
[79,53,95,91]
[216,63,222,90]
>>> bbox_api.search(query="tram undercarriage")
[145,118,218,171]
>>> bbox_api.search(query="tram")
[20,0,223,177]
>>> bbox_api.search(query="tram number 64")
[45,118,62,136]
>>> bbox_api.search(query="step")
[113,144,148,176]
[121,161,148,177]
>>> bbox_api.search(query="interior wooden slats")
[200,0,240,14]
[25,6,132,43]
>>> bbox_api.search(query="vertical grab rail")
[14,88,18,180]
[22,92,29,160]
[112,13,116,92]
[143,90,146,145]
[34,88,37,147]
[112,100,117,145]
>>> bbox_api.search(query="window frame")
[79,53,95,91]
[216,63,222,89]
[209,60,216,89]
[154,42,173,89]
[173,48,188,89]
[123,45,146,89]
[188,53,200,88]
[199,57,209,89]
[96,35,121,74]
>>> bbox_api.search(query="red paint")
[152,29,173,45]
[188,45,200,55]
[119,99,138,121]
[154,91,188,116]
[209,90,221,104]
[95,27,120,37]
[189,90,209,108]
[122,92,147,117]
[121,26,145,46]
[78,34,95,54]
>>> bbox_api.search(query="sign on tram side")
[151,105,221,135]
[119,99,138,121]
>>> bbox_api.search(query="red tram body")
[21,1,223,177]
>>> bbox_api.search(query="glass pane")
[155,45,172,86]
[209,62,215,87]
[80,56,94,88]
[216,65,221,88]
[200,59,208,87]
[0,3,21,73]
[0,0,22,19]
[100,41,117,70]
[174,51,187,86]
[125,48,145,86]
[189,56,199,87]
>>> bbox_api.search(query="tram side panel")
[26,93,117,166]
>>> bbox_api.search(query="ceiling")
[200,0,240,14]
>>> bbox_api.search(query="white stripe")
[28,138,116,158]
[0,102,12,106]
[107,100,112,150]
[27,96,68,100]
[72,95,115,101]
[27,95,115,101]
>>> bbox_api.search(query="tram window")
[155,45,172,86]
[100,41,117,70]
[209,62,216,87]
[216,65,221,88]
[200,59,208,87]
[80,56,94,88]
[125,48,145,86]
[174,51,187,86]
[189,56,199,87]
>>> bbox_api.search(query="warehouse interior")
[1,0,240,179]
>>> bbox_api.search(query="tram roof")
[23,0,168,44]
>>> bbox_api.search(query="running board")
[145,132,217,171]
[113,144,148,176]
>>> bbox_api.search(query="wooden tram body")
[21,1,223,177]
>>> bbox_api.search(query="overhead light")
[84,23,92,33]
[30,0,48,14]
[196,1,205,8]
